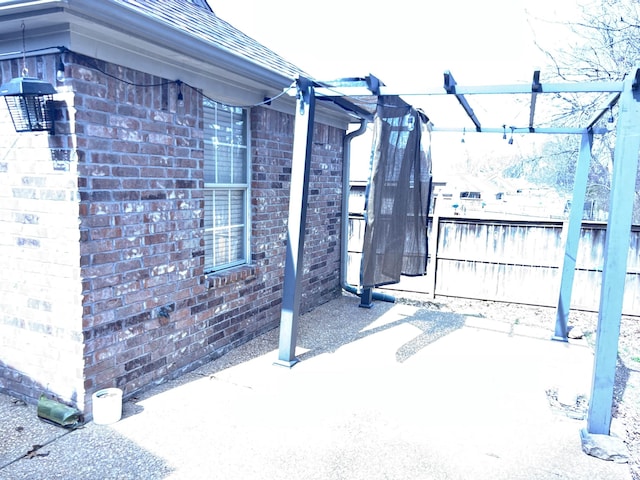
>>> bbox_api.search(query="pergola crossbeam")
[322,97,375,121]
[310,82,624,98]
[586,92,621,129]
[529,70,541,132]
[431,126,608,135]
[443,70,482,132]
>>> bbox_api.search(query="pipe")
[340,120,395,304]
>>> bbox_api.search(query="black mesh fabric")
[361,95,432,288]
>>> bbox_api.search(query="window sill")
[206,265,256,289]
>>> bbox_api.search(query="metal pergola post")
[587,68,640,434]
[553,131,593,341]
[275,76,315,368]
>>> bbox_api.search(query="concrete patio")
[0,293,632,479]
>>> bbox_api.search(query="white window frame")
[203,99,250,273]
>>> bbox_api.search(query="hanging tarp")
[361,95,432,288]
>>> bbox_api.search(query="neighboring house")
[432,173,569,219]
[0,0,357,414]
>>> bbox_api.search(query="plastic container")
[92,388,123,425]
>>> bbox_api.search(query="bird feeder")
[0,76,56,133]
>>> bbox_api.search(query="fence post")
[426,213,440,299]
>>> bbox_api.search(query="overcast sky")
[208,0,583,178]
[210,0,580,86]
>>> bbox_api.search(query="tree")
[537,0,640,83]
[517,0,640,222]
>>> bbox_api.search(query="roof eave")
[0,1,355,127]
[66,0,295,87]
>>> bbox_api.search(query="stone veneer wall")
[0,51,345,413]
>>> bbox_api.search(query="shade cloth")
[361,95,432,288]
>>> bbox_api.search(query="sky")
[210,0,580,85]
[208,0,584,178]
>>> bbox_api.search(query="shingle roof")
[113,0,308,81]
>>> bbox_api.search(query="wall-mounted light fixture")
[0,76,56,133]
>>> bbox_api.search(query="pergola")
[275,68,640,438]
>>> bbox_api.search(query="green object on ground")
[36,394,83,429]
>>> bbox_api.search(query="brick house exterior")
[0,1,353,414]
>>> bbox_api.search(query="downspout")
[341,120,395,303]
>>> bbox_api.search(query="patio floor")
[0,293,632,479]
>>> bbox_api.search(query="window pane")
[217,146,232,184]
[230,191,244,224]
[204,189,247,270]
[228,226,244,261]
[213,230,229,265]
[211,224,245,267]
[233,118,246,145]
[232,148,247,183]
[214,190,229,227]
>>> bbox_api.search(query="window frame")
[202,99,251,274]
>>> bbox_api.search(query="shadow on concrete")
[173,293,466,379]
[297,305,466,364]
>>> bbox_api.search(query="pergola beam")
[586,92,621,129]
[430,126,608,135]
[310,81,624,98]
[321,96,375,122]
[529,70,541,132]
[443,70,482,132]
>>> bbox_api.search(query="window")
[203,99,249,273]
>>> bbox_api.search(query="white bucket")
[92,388,123,425]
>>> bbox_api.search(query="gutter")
[340,120,395,304]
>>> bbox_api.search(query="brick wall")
[76,55,345,412]
[251,108,343,314]
[0,56,85,407]
[0,52,345,412]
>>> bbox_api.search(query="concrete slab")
[0,395,71,468]
[0,295,633,480]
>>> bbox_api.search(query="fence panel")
[346,216,640,315]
